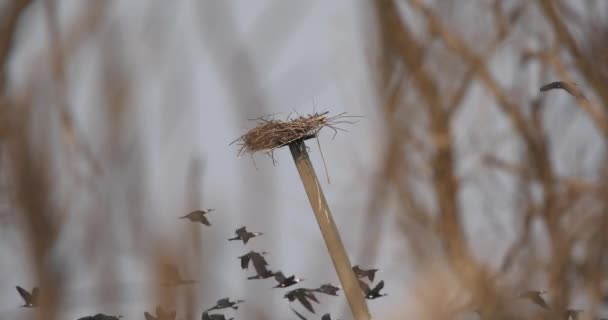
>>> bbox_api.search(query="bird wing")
[358,279,370,293]
[290,307,308,320]
[198,215,211,226]
[296,294,315,314]
[144,312,157,320]
[235,227,246,234]
[240,255,251,269]
[253,260,271,278]
[16,286,31,303]
[201,312,211,320]
[321,314,331,320]
[274,271,286,283]
[251,252,269,266]
[242,234,250,244]
[368,270,378,282]
[302,290,319,303]
[372,280,385,294]
[217,298,229,305]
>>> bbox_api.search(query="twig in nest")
[230,111,358,158]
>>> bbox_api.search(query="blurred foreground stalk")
[289,139,371,320]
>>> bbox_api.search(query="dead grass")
[230,111,357,157]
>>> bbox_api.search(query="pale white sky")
[1,1,605,320]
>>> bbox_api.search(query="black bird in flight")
[207,298,245,311]
[238,250,268,270]
[160,264,197,286]
[284,288,319,314]
[201,311,234,320]
[228,226,263,244]
[273,271,305,288]
[540,81,585,98]
[518,290,549,309]
[16,286,39,308]
[352,265,379,282]
[180,209,215,226]
[358,279,387,299]
[291,307,336,320]
[145,306,177,320]
[313,284,340,296]
[76,314,123,320]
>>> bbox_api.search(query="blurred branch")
[537,0,608,108]
[0,0,32,92]
[523,48,608,136]
[374,0,472,266]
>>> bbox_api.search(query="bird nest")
[231,111,356,157]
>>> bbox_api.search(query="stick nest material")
[231,111,355,157]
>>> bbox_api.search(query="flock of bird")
[13,208,386,319]
[511,290,607,320]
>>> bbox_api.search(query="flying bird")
[291,307,335,320]
[180,209,215,226]
[540,81,584,98]
[238,250,268,270]
[160,264,197,286]
[352,265,379,282]
[273,271,305,288]
[207,298,245,311]
[313,284,340,296]
[201,311,234,320]
[284,288,319,314]
[518,290,549,309]
[145,306,177,320]
[16,286,39,308]
[358,279,387,299]
[228,226,263,244]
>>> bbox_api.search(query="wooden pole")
[289,139,371,320]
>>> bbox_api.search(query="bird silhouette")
[313,284,340,296]
[284,288,319,314]
[16,286,39,308]
[540,81,585,99]
[358,279,387,299]
[160,264,197,286]
[273,271,305,288]
[201,311,234,320]
[291,307,335,320]
[207,298,245,311]
[228,226,263,244]
[238,250,268,270]
[518,290,549,309]
[179,209,215,226]
[145,306,177,320]
[352,265,379,282]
